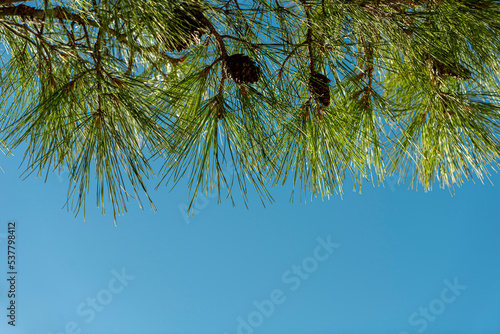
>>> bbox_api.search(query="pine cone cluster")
[165,3,208,52]
[309,72,331,107]
[223,54,260,84]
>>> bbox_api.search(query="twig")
[276,41,307,79]
[299,0,315,74]
[203,15,228,58]
[220,35,259,49]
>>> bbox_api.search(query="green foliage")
[1,0,500,222]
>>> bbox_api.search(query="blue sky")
[0,145,499,334]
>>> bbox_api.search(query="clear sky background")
[0,144,499,334]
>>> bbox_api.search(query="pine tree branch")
[203,15,228,58]
[0,4,185,63]
[0,0,26,6]
[2,0,500,220]
[299,0,315,74]
[0,5,93,26]
[362,43,374,111]
[0,21,35,46]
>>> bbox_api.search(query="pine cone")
[224,54,260,84]
[309,72,331,107]
[165,3,209,52]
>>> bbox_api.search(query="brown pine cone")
[165,3,209,52]
[309,72,331,107]
[224,54,261,84]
